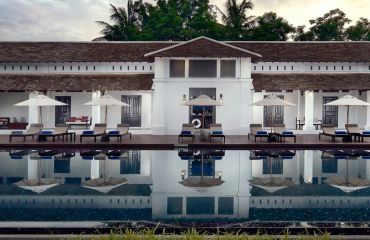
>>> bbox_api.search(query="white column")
[91,91,101,126]
[27,157,38,180]
[235,150,250,218]
[90,159,100,179]
[296,90,301,120]
[239,58,253,134]
[304,150,314,183]
[303,91,315,131]
[28,91,40,124]
[366,90,370,129]
[152,57,167,135]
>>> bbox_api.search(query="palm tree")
[217,0,254,40]
[95,1,142,41]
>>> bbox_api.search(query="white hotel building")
[0,36,369,133]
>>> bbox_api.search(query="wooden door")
[121,95,141,127]
[322,97,338,127]
[263,95,284,127]
[55,96,71,124]
[120,151,141,174]
[188,88,216,129]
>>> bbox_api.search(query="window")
[170,60,185,77]
[189,60,217,77]
[220,60,236,77]
[218,197,234,215]
[186,197,214,215]
[167,197,182,215]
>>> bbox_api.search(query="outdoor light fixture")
[182,94,186,103]
[216,171,222,179]
[181,170,186,180]
[219,94,223,104]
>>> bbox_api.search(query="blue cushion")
[212,131,223,135]
[181,131,192,135]
[212,156,223,160]
[335,130,347,134]
[363,131,370,135]
[108,130,120,135]
[11,156,23,160]
[282,131,293,135]
[41,156,53,160]
[256,130,268,135]
[180,156,192,160]
[82,130,94,135]
[282,156,293,160]
[40,130,53,135]
[108,156,120,160]
[82,156,94,160]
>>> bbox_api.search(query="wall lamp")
[216,171,222,179]
[181,170,186,180]
[182,94,187,104]
[219,94,223,104]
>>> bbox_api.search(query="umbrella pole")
[347,105,349,127]
[105,106,108,124]
[39,106,42,124]
[270,106,274,133]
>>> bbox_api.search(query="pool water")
[1,148,370,223]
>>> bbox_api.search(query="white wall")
[0,92,28,123]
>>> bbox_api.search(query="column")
[91,91,101,126]
[90,159,100,179]
[28,91,40,124]
[296,90,301,120]
[239,58,253,134]
[303,150,314,183]
[27,157,38,180]
[152,57,166,135]
[366,90,370,129]
[236,150,251,218]
[303,90,315,131]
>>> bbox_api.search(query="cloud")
[0,0,368,41]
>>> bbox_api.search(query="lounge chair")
[248,124,269,142]
[9,123,43,142]
[208,123,225,143]
[346,124,370,142]
[274,124,296,143]
[319,124,348,142]
[38,124,69,142]
[80,124,106,142]
[106,124,132,142]
[178,124,195,142]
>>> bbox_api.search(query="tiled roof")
[0,39,369,63]
[252,73,370,91]
[144,37,261,61]
[230,42,370,62]
[0,74,153,91]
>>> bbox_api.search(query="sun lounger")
[178,124,195,142]
[248,124,269,142]
[38,124,69,142]
[274,124,296,143]
[79,124,106,142]
[346,124,370,142]
[319,124,348,142]
[9,123,43,142]
[106,124,132,142]
[208,123,225,143]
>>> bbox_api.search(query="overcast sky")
[0,0,368,41]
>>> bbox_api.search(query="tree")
[95,0,145,41]
[246,12,295,41]
[217,0,254,40]
[295,8,351,41]
[293,25,315,41]
[346,18,370,41]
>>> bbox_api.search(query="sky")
[0,0,368,41]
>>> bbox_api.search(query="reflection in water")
[1,149,370,222]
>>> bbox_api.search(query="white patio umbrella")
[83,94,130,124]
[249,177,294,193]
[252,95,296,133]
[82,153,128,193]
[182,95,222,128]
[324,95,370,126]
[15,178,62,194]
[15,95,67,124]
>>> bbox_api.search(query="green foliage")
[246,12,295,41]
[294,8,351,41]
[95,1,369,42]
[345,17,370,41]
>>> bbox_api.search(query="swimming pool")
[1,148,370,233]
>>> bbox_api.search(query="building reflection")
[0,149,370,220]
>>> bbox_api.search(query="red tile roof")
[0,39,369,63]
[252,73,370,91]
[0,74,153,91]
